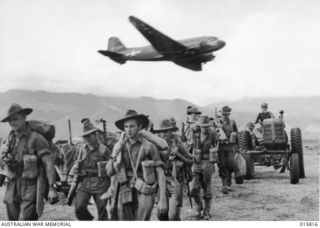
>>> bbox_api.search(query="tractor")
[239,111,305,184]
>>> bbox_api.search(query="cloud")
[0,0,319,106]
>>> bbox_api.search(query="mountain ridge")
[0,90,319,140]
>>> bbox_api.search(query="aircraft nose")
[216,40,226,49]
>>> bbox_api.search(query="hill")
[0,90,319,140]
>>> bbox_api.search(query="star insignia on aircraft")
[125,50,141,57]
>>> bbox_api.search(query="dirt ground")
[0,142,318,221]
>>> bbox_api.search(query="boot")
[192,195,203,219]
[227,173,232,186]
[221,178,228,194]
[203,199,212,220]
[175,207,181,221]
[227,174,233,191]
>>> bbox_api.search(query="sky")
[0,0,319,105]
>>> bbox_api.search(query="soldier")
[246,122,255,132]
[106,110,167,220]
[154,119,193,220]
[0,103,58,220]
[188,107,201,123]
[189,115,218,220]
[168,117,177,128]
[245,122,259,150]
[218,106,238,194]
[182,107,202,145]
[73,119,111,220]
[255,102,274,125]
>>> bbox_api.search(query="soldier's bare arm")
[41,154,58,204]
[33,134,58,204]
[155,166,167,213]
[177,142,193,164]
[150,144,167,213]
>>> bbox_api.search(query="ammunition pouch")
[22,154,38,179]
[141,160,157,185]
[121,184,133,204]
[97,161,108,177]
[193,149,202,163]
[134,177,158,195]
[209,147,218,163]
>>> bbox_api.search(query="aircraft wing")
[174,61,202,71]
[129,16,187,54]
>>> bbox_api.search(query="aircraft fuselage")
[120,36,224,62]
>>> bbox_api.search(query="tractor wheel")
[243,153,254,179]
[235,176,244,184]
[291,128,305,178]
[239,130,251,152]
[290,153,300,184]
[239,131,254,179]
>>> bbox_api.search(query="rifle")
[66,145,84,206]
[184,165,193,209]
[110,181,120,220]
[0,138,18,181]
[68,119,73,145]
[181,122,186,142]
[96,119,107,145]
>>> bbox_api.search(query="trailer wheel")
[290,153,300,184]
[291,128,305,178]
[239,131,254,179]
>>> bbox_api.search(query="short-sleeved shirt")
[78,143,111,193]
[199,131,218,156]
[163,136,193,177]
[3,123,51,204]
[221,119,238,139]
[6,123,51,175]
[121,134,161,180]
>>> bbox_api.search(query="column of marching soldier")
[0,103,244,221]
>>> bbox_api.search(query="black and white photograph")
[0,0,319,223]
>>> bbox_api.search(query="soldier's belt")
[134,177,158,195]
[219,141,237,146]
[85,170,99,178]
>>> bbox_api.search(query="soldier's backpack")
[28,120,63,166]
[28,120,56,143]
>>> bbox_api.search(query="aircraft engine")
[200,53,215,63]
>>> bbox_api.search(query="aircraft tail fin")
[97,50,126,64]
[108,37,127,52]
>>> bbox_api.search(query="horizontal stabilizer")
[97,50,126,64]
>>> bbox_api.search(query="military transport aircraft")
[98,16,225,71]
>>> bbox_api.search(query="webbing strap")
[126,140,144,178]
